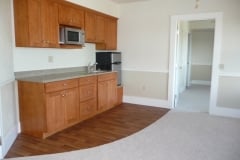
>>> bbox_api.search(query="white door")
[173,22,180,107]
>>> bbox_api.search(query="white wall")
[191,29,214,66]
[14,44,96,72]
[190,29,214,84]
[0,0,18,158]
[118,0,240,110]
[67,0,120,18]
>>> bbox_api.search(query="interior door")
[173,22,180,107]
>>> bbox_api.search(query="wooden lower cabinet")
[18,73,118,138]
[18,79,79,138]
[46,91,66,133]
[98,72,118,112]
[79,76,97,119]
[117,86,123,105]
[62,88,79,125]
[80,99,97,119]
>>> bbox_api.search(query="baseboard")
[210,106,240,119]
[123,96,171,109]
[1,124,18,158]
[191,80,211,86]
[0,145,2,159]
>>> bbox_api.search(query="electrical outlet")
[219,64,224,70]
[48,56,54,63]
[142,85,146,91]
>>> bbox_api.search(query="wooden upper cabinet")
[84,11,106,43]
[58,4,84,28]
[14,0,117,49]
[41,0,59,47]
[13,0,59,48]
[96,17,118,50]
[84,11,96,42]
[105,18,117,50]
[96,15,106,43]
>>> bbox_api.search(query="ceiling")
[110,0,150,3]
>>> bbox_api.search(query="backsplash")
[13,43,96,72]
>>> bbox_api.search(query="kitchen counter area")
[16,66,122,139]
[15,66,113,83]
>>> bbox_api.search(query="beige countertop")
[16,70,114,83]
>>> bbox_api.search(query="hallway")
[176,85,210,112]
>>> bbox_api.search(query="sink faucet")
[88,62,98,73]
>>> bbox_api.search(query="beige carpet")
[5,111,240,160]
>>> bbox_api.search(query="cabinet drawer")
[79,84,97,101]
[79,76,97,85]
[80,99,97,118]
[98,72,117,82]
[45,79,78,93]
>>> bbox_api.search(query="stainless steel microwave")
[59,27,85,45]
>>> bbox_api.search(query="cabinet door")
[107,79,117,108]
[105,18,117,50]
[98,73,118,111]
[85,11,96,42]
[64,88,79,125]
[80,99,97,119]
[46,91,65,133]
[14,0,59,47]
[79,84,97,102]
[59,4,84,28]
[95,15,105,43]
[27,0,42,47]
[98,81,108,111]
[72,8,84,28]
[41,0,59,47]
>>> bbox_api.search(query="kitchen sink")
[89,70,106,73]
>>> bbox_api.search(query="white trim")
[191,80,211,86]
[1,124,18,158]
[0,145,2,159]
[219,72,240,78]
[122,68,169,73]
[169,12,223,114]
[210,106,240,119]
[123,96,170,109]
[191,63,212,66]
[0,78,15,87]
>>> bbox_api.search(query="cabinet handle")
[62,94,65,97]
[63,83,67,86]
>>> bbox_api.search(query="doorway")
[168,12,223,114]
[175,20,215,112]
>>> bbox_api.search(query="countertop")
[15,69,114,83]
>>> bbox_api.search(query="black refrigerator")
[96,52,122,86]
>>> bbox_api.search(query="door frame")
[168,12,223,113]
[186,33,192,88]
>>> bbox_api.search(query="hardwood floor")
[5,103,169,159]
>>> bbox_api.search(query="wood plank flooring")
[5,103,169,159]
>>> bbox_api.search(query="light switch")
[48,56,54,63]
[219,64,224,70]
